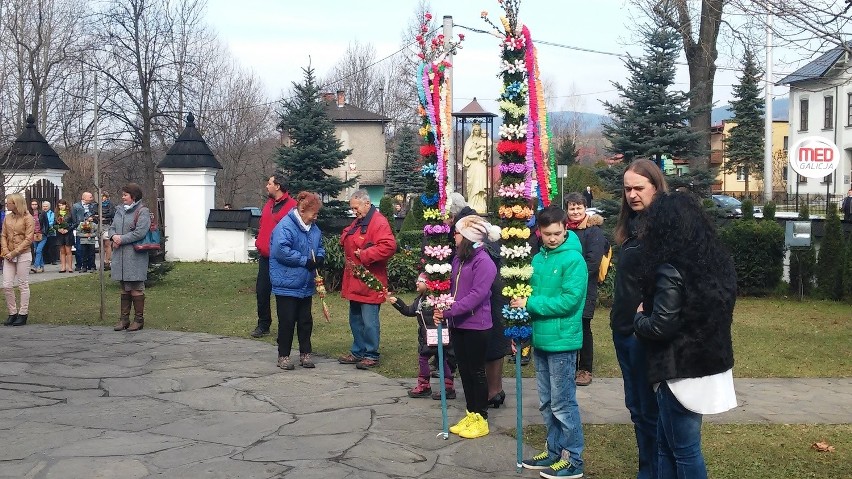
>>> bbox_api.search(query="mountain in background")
[711,98,789,123]
[481,111,609,137]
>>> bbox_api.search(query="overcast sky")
[205,0,798,116]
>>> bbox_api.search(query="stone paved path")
[0,326,849,478]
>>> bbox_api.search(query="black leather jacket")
[634,263,735,384]
[609,217,644,335]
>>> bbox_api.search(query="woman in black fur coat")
[633,192,738,479]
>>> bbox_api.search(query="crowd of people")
[4,160,738,478]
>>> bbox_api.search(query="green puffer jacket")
[526,231,588,352]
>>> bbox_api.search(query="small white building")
[779,42,852,196]
[1,114,69,204]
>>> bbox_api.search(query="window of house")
[783,135,789,152]
[798,174,808,184]
[800,98,809,130]
[847,93,852,126]
[736,166,746,181]
[824,96,833,129]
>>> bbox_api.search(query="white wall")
[161,168,217,261]
[206,229,252,263]
[2,169,66,197]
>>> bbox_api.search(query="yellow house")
[710,119,789,194]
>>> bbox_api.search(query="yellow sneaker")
[459,413,489,439]
[449,411,475,435]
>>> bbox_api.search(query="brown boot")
[128,294,145,331]
[114,293,132,331]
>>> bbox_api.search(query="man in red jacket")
[338,189,397,369]
[250,172,297,338]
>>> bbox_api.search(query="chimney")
[336,89,345,108]
[322,92,335,103]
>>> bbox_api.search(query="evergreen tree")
[816,203,845,300]
[602,22,701,166]
[724,49,765,195]
[555,135,579,167]
[275,66,356,218]
[385,127,422,198]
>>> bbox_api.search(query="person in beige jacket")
[2,193,34,326]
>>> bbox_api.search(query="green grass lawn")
[28,262,851,379]
[520,423,852,479]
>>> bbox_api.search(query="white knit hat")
[455,215,501,244]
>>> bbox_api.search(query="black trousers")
[578,315,594,372]
[43,236,55,264]
[450,327,489,418]
[275,295,313,357]
[256,256,273,330]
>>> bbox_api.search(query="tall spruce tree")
[555,136,579,167]
[724,49,765,195]
[275,66,356,218]
[602,22,701,166]
[385,127,422,198]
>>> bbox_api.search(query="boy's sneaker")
[539,459,583,479]
[277,356,294,370]
[522,451,555,470]
[458,413,488,439]
[449,411,475,435]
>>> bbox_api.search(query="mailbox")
[785,221,811,248]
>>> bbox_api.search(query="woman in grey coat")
[108,183,151,332]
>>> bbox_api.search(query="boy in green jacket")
[512,205,588,479]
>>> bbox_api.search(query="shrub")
[400,196,425,232]
[788,244,816,297]
[720,219,784,295]
[379,195,394,220]
[798,204,810,220]
[145,261,174,287]
[596,261,616,307]
[742,198,755,220]
[397,230,424,251]
[321,234,345,291]
[387,248,420,293]
[845,237,852,302]
[815,203,845,300]
[763,201,776,220]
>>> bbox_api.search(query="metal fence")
[717,191,843,216]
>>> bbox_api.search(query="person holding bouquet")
[434,215,500,439]
[2,194,34,326]
[54,200,74,273]
[76,217,97,273]
[269,191,324,370]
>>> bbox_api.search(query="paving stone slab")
[156,458,289,478]
[146,443,240,469]
[148,411,295,447]
[277,407,372,436]
[41,457,149,479]
[0,388,62,409]
[20,397,198,432]
[26,359,150,379]
[47,430,191,457]
[338,437,439,478]
[0,422,103,461]
[238,432,365,462]
[159,386,280,412]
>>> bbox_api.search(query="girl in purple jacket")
[435,215,500,439]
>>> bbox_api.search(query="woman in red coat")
[338,189,397,370]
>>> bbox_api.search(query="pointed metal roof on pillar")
[157,113,222,169]
[453,97,498,118]
[2,115,69,170]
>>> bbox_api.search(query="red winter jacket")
[255,193,297,258]
[340,206,397,304]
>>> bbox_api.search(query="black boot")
[4,314,17,326]
[11,314,27,326]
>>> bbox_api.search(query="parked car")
[710,194,761,218]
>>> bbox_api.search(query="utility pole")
[764,12,774,203]
[443,15,455,194]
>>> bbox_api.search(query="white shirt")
[665,369,738,415]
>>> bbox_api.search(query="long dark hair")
[456,237,476,262]
[614,159,669,244]
[640,192,737,318]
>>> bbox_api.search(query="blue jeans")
[613,332,659,479]
[32,238,46,268]
[348,301,381,360]
[533,348,584,468]
[657,382,706,479]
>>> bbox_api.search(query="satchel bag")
[419,306,449,346]
[131,208,162,252]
